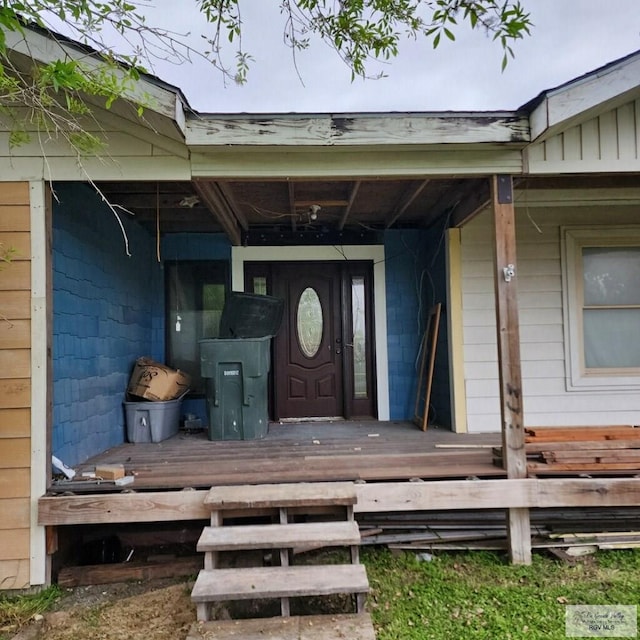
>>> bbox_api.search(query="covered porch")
[45,421,504,495]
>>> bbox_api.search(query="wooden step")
[204,482,357,510]
[192,564,369,603]
[197,520,360,552]
[186,613,376,640]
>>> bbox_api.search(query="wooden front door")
[272,263,344,419]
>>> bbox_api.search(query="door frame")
[231,245,390,421]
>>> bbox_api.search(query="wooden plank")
[197,521,360,552]
[0,290,31,319]
[0,183,29,205]
[525,429,639,442]
[529,462,640,472]
[204,482,357,509]
[0,438,30,468]
[355,478,640,512]
[492,175,526,479]
[492,174,530,565]
[356,479,533,512]
[0,559,30,590]
[191,564,369,602]
[526,439,640,453]
[38,490,210,525]
[0,320,31,350]
[187,614,376,640]
[0,206,30,232]
[0,408,30,437]
[546,449,640,462]
[0,468,30,498]
[0,528,30,560]
[57,556,204,587]
[0,498,30,529]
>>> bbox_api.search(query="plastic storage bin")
[124,397,183,443]
[200,292,283,441]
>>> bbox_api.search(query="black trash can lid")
[219,292,284,338]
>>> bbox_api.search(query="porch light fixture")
[308,204,321,221]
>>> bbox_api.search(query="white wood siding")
[461,204,640,433]
[527,99,640,174]
[0,108,190,182]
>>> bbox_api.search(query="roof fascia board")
[530,53,640,142]
[190,147,523,178]
[6,26,187,137]
[185,112,530,147]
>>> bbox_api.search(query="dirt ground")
[35,578,203,640]
[8,547,356,640]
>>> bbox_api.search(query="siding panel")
[0,498,30,529]
[0,559,30,590]
[527,100,640,173]
[0,468,30,498]
[461,205,640,432]
[0,181,31,590]
[0,530,30,560]
[0,408,30,436]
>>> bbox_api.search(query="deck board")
[49,422,503,494]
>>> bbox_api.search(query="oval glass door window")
[297,287,323,358]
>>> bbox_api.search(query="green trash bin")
[200,293,283,440]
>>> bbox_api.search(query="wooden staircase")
[189,482,374,639]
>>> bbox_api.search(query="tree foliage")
[0,0,532,155]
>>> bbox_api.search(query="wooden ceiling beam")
[288,182,297,231]
[216,182,249,231]
[385,180,430,228]
[294,199,350,208]
[193,181,242,245]
[338,181,361,231]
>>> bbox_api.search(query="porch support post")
[491,174,531,565]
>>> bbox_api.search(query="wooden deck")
[48,421,504,494]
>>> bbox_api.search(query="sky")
[129,0,640,114]
[58,1,640,114]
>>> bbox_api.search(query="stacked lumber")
[493,426,640,475]
[357,507,640,555]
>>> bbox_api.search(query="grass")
[2,549,639,639]
[0,585,61,639]
[363,548,640,640]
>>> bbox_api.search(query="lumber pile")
[357,507,640,556]
[493,426,640,475]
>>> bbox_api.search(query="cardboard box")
[127,357,191,402]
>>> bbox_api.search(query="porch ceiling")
[96,176,489,242]
[96,174,640,243]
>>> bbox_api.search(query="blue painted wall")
[52,196,450,467]
[52,183,162,466]
[384,229,450,424]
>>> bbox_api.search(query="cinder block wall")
[384,229,450,424]
[52,182,161,466]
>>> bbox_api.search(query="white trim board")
[231,245,390,421]
[29,181,48,587]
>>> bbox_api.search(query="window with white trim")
[562,227,640,390]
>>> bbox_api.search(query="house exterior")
[1,23,640,589]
